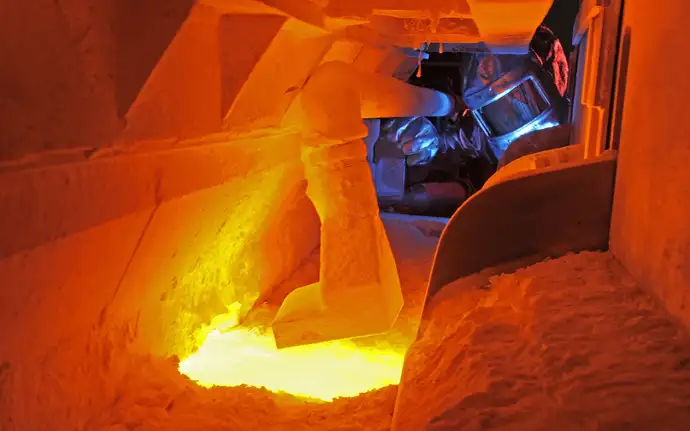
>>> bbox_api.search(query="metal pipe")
[300,61,455,141]
[274,61,438,348]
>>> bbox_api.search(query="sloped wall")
[610,0,690,328]
[0,0,429,427]
[0,130,320,365]
[0,2,333,426]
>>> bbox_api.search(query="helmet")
[461,26,569,159]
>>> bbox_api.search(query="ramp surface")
[393,252,690,430]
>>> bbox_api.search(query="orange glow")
[272,61,409,349]
[178,307,406,401]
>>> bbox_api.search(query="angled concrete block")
[120,5,223,142]
[110,0,196,118]
[0,210,153,361]
[467,0,553,52]
[223,18,333,131]
[352,44,390,72]
[0,0,121,161]
[319,39,363,65]
[282,39,363,126]
[219,14,287,118]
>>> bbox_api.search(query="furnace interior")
[5,0,690,430]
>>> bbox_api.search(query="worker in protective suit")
[461,25,571,166]
[366,25,570,216]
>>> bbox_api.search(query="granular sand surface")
[7,237,690,431]
[394,251,690,430]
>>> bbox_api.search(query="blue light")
[511,120,560,141]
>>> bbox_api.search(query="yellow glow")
[178,313,405,401]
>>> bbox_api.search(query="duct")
[300,61,455,142]
[273,61,455,348]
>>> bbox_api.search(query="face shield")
[462,52,565,159]
[475,76,551,137]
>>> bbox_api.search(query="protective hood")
[461,53,532,108]
[460,26,569,160]
[461,51,563,159]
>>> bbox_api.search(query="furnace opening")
[174,210,442,402]
[173,18,577,404]
[366,23,574,219]
[15,0,690,430]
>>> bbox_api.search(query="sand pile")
[7,224,690,431]
[395,251,690,430]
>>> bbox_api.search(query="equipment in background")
[368,116,440,208]
[392,182,472,218]
[366,116,484,218]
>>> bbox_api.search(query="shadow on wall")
[609,27,632,151]
[542,0,581,54]
[0,0,196,161]
[113,0,196,117]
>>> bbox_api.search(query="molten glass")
[178,310,406,401]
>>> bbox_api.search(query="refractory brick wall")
[610,0,690,330]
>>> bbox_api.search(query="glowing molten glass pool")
[178,319,406,401]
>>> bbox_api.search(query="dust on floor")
[98,251,690,431]
[394,251,690,431]
[8,238,690,430]
[96,358,399,431]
